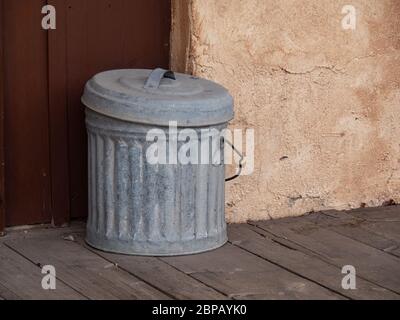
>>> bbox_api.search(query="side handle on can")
[223,137,244,182]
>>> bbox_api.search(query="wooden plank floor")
[0,205,399,300]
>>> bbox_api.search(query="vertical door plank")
[3,0,52,226]
[47,0,70,226]
[65,0,171,218]
[0,0,5,234]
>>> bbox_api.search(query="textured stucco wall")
[171,0,400,222]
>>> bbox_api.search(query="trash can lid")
[81,68,234,127]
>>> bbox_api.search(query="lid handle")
[144,68,176,89]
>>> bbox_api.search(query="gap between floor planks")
[229,223,399,299]
[1,225,343,300]
[1,206,399,300]
[248,207,400,296]
[77,232,342,299]
[3,235,170,300]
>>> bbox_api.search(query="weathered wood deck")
[0,206,399,300]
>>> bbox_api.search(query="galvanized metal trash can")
[82,68,234,256]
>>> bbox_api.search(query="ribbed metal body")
[85,109,227,255]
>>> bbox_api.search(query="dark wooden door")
[63,0,170,219]
[3,0,52,226]
[0,0,170,229]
